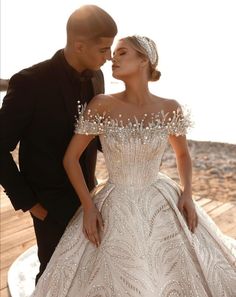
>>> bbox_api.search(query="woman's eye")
[119,52,126,56]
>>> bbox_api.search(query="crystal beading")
[135,35,158,65]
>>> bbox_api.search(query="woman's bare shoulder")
[86,94,112,113]
[86,93,123,115]
[153,95,182,113]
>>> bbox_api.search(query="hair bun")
[150,69,161,81]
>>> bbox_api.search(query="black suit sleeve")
[0,72,38,211]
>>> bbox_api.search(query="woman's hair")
[67,5,117,42]
[121,36,161,82]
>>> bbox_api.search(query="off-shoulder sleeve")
[166,107,192,136]
[74,103,105,135]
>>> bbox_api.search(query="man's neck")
[63,47,85,72]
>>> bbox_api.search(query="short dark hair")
[67,5,117,40]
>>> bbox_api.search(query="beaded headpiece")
[134,35,158,65]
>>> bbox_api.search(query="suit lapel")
[91,71,105,96]
[91,76,99,96]
[59,76,78,129]
[51,51,79,129]
[51,51,105,129]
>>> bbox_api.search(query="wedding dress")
[32,108,236,297]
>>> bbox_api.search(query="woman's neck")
[123,82,152,106]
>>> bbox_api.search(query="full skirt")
[32,174,236,297]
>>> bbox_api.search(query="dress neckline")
[75,103,192,136]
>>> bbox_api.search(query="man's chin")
[88,63,106,71]
[89,66,101,71]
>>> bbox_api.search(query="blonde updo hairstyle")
[122,36,161,81]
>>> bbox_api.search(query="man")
[0,5,117,282]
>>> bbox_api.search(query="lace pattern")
[32,176,236,297]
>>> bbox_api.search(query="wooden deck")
[1,187,236,297]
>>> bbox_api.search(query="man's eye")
[100,50,107,53]
[120,52,126,56]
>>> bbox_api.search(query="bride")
[31,35,236,296]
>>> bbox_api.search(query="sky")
[1,0,236,144]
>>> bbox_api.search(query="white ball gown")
[31,108,236,297]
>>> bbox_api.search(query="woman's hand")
[178,193,198,233]
[83,204,104,247]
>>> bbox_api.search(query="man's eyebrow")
[113,47,128,55]
[100,46,111,50]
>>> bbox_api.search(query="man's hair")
[67,5,117,41]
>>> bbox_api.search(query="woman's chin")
[112,72,122,80]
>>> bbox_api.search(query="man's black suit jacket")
[0,50,104,226]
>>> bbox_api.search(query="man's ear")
[74,41,84,53]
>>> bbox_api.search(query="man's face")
[78,37,114,70]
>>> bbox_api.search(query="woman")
[32,35,236,297]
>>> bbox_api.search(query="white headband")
[134,35,158,65]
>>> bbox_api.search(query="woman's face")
[112,39,143,80]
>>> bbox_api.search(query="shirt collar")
[60,50,94,83]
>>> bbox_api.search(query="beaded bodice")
[75,106,191,187]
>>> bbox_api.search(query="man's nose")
[106,50,112,61]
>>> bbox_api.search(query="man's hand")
[178,193,198,233]
[29,203,48,221]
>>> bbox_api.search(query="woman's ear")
[140,57,149,67]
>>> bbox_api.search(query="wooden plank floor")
[1,187,236,297]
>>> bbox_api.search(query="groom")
[0,5,117,282]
